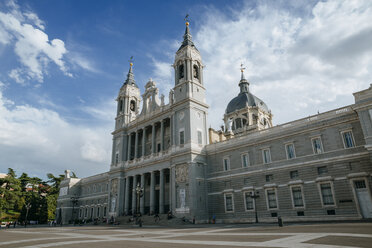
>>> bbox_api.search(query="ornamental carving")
[111,178,118,195]
[175,164,188,183]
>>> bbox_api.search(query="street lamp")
[249,191,260,223]
[70,196,79,224]
[25,203,32,227]
[135,182,143,215]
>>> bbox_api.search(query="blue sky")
[1,0,372,179]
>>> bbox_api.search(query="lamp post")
[250,191,260,223]
[70,196,79,224]
[135,183,143,215]
[25,203,32,227]
[135,182,143,227]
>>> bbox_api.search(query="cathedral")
[57,22,372,224]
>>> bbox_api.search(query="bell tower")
[173,21,205,103]
[115,62,141,130]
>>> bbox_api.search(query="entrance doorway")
[354,180,372,218]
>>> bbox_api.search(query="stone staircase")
[115,214,189,226]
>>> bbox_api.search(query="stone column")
[142,127,146,157]
[171,115,176,146]
[127,133,132,160]
[170,167,176,212]
[111,138,115,165]
[151,124,156,154]
[132,175,137,214]
[140,174,145,214]
[118,176,125,216]
[134,130,139,159]
[159,169,164,214]
[150,171,155,214]
[160,120,164,152]
[124,177,130,215]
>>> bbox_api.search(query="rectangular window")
[197,130,202,145]
[224,194,234,212]
[241,153,249,167]
[79,209,82,218]
[266,174,274,182]
[342,131,355,148]
[291,186,304,207]
[317,166,328,175]
[297,211,304,216]
[179,131,185,145]
[320,183,335,206]
[290,170,299,179]
[85,208,87,217]
[103,206,107,217]
[262,149,271,164]
[312,137,323,154]
[267,189,278,209]
[244,192,254,210]
[97,207,100,217]
[223,157,230,171]
[285,143,296,159]
[354,180,366,189]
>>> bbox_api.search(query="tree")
[0,168,22,221]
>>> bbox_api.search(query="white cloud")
[150,57,173,102]
[68,52,99,73]
[0,87,112,178]
[24,12,45,30]
[190,0,372,127]
[8,68,24,84]
[0,0,70,83]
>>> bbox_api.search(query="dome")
[225,92,269,114]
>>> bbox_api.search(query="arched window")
[193,64,199,79]
[119,100,123,112]
[130,100,136,111]
[235,118,242,129]
[179,64,184,79]
[242,118,247,126]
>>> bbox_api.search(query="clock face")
[179,111,184,120]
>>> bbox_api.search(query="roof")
[225,71,269,114]
[225,92,269,114]
[178,23,198,52]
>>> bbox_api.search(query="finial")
[184,14,190,26]
[240,62,247,80]
[240,62,246,73]
[129,56,134,67]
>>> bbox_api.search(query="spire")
[123,60,138,88]
[178,18,197,51]
[239,63,249,94]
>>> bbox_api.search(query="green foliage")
[0,169,66,223]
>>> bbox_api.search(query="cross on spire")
[240,62,246,80]
[129,56,134,67]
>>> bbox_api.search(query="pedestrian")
[13,221,16,228]
[154,214,160,223]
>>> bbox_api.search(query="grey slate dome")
[225,72,269,114]
[225,92,269,114]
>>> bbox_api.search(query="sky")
[0,0,372,179]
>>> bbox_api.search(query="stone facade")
[56,23,372,224]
